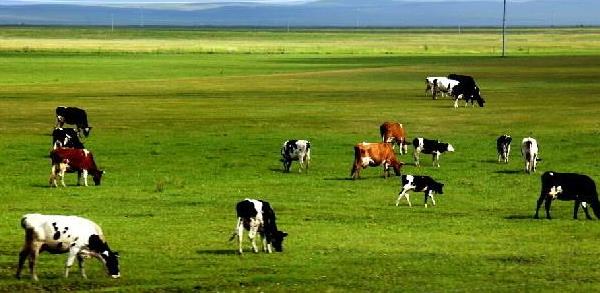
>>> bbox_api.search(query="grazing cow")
[231,199,288,254]
[55,106,92,137]
[281,140,311,173]
[380,121,408,154]
[425,76,446,98]
[16,213,120,281]
[521,137,539,174]
[396,175,445,208]
[447,74,485,108]
[496,135,512,163]
[52,128,85,150]
[49,148,103,187]
[351,142,404,180]
[412,137,455,167]
[534,172,600,220]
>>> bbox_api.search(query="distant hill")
[0,0,598,27]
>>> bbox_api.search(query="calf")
[351,142,404,180]
[55,106,92,137]
[16,213,120,281]
[52,128,85,149]
[521,137,539,174]
[396,175,445,208]
[534,171,600,220]
[425,76,446,99]
[496,135,512,163]
[281,140,311,173]
[231,199,288,254]
[49,148,104,187]
[412,137,455,167]
[380,121,408,154]
[447,74,485,108]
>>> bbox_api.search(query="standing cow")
[380,121,408,154]
[231,199,288,254]
[50,148,104,187]
[52,128,85,149]
[521,137,539,174]
[534,172,600,220]
[55,106,92,137]
[396,175,445,208]
[412,137,455,167]
[351,142,404,180]
[425,76,446,99]
[281,140,311,173]
[496,135,512,163]
[16,213,120,281]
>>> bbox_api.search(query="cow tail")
[229,217,241,242]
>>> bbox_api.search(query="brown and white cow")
[350,142,404,180]
[49,148,104,187]
[380,121,408,154]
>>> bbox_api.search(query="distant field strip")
[1,27,599,55]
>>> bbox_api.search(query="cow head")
[92,170,104,186]
[81,127,92,138]
[88,235,120,278]
[270,230,288,252]
[432,182,445,194]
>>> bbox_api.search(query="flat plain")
[0,27,599,292]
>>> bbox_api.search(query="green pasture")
[0,27,599,292]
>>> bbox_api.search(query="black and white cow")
[425,76,445,98]
[231,199,288,254]
[281,139,311,173]
[412,137,455,167]
[534,171,600,220]
[447,74,485,108]
[16,214,120,281]
[396,175,445,208]
[52,128,85,149]
[496,135,512,163]
[521,137,539,174]
[55,106,92,137]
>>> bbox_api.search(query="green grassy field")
[0,27,600,292]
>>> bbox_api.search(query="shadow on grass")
[323,177,354,181]
[196,249,237,255]
[504,214,535,220]
[494,170,522,174]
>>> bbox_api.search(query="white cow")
[521,137,539,173]
[16,214,120,281]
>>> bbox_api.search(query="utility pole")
[502,0,507,57]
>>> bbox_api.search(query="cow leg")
[16,231,34,280]
[453,98,459,108]
[429,190,436,206]
[50,165,57,187]
[76,254,88,279]
[235,218,244,254]
[424,192,429,208]
[396,186,412,207]
[298,155,305,173]
[248,223,259,253]
[28,242,42,281]
[580,202,592,220]
[82,170,89,186]
[77,171,82,186]
[544,197,553,219]
[413,150,420,167]
[65,246,81,278]
[351,162,361,180]
[534,194,545,219]
[401,142,408,156]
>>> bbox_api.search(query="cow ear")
[114,251,120,257]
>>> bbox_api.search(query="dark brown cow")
[380,122,408,154]
[49,148,104,187]
[351,142,404,180]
